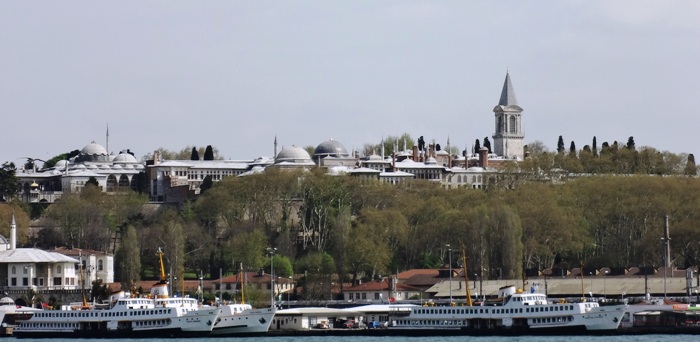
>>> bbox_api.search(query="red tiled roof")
[398,269,439,280]
[345,279,389,292]
[53,246,111,257]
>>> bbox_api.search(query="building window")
[57,266,62,274]
[11,266,16,274]
[98,260,104,271]
[11,278,17,286]
[23,278,28,286]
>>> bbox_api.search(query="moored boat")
[388,285,626,335]
[12,295,220,338]
[12,249,221,338]
[209,302,276,336]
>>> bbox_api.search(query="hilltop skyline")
[2,1,699,163]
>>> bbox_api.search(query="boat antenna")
[462,244,473,306]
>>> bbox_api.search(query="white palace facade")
[13,73,527,204]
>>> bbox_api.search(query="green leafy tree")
[115,225,141,291]
[0,205,30,246]
[0,162,20,201]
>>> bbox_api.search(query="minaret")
[10,211,16,250]
[274,135,278,158]
[492,72,524,159]
[106,123,110,155]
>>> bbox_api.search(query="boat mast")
[580,262,585,302]
[79,254,88,307]
[239,263,246,304]
[156,248,167,282]
[462,245,473,306]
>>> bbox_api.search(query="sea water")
[4,335,692,342]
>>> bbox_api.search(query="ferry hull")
[13,328,212,339]
[210,308,276,336]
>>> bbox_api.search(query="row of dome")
[80,138,467,165]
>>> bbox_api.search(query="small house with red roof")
[343,278,422,302]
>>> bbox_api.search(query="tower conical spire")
[498,72,518,107]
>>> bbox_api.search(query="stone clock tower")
[492,72,524,159]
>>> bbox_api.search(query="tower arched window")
[509,116,517,133]
[498,117,504,133]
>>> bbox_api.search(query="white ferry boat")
[209,302,276,336]
[13,250,221,338]
[149,279,276,336]
[146,252,276,336]
[388,285,626,335]
[12,294,220,338]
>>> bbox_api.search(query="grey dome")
[113,152,138,163]
[313,139,349,159]
[276,146,312,163]
[81,141,107,156]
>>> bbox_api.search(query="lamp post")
[198,271,204,304]
[479,270,483,301]
[603,270,608,300]
[288,276,293,309]
[661,215,671,300]
[267,247,276,308]
[589,272,593,298]
[446,244,452,304]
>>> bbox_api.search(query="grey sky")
[2,1,699,165]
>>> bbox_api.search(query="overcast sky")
[2,1,699,165]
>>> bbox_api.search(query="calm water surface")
[4,336,692,342]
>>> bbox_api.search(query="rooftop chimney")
[479,147,489,168]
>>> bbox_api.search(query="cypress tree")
[685,154,697,176]
[86,176,100,188]
[200,175,213,194]
[592,136,598,156]
[483,137,492,154]
[203,145,214,160]
[626,136,636,150]
[474,139,481,153]
[557,136,565,153]
[190,147,199,160]
[569,141,577,156]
